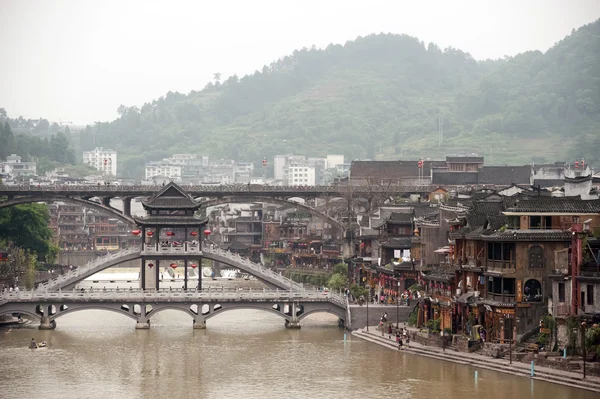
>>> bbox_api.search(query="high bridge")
[0,183,446,228]
[0,288,348,330]
[36,245,304,292]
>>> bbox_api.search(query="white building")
[83,147,117,176]
[145,161,182,181]
[284,165,316,186]
[326,154,344,169]
[1,154,37,178]
[274,154,290,181]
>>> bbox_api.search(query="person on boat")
[29,338,37,348]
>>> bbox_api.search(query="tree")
[213,72,221,84]
[327,273,348,292]
[0,204,58,262]
[333,262,348,276]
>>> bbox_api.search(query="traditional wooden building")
[133,182,208,290]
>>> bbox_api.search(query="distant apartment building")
[0,154,37,178]
[83,147,117,176]
[326,154,344,169]
[145,161,183,181]
[275,154,344,185]
[284,165,316,186]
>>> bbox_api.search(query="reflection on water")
[0,310,595,399]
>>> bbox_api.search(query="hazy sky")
[1,0,598,125]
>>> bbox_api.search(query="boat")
[29,341,48,350]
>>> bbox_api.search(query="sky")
[0,0,599,125]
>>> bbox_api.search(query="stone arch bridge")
[0,289,348,330]
[36,245,304,292]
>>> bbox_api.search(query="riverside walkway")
[353,325,600,393]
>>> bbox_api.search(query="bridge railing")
[141,243,201,255]
[36,246,142,291]
[1,288,346,305]
[203,245,303,291]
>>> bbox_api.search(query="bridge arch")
[0,309,40,322]
[49,304,139,322]
[202,303,291,323]
[199,196,345,233]
[0,195,135,225]
[297,308,346,322]
[145,304,197,320]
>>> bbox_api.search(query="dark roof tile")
[505,197,600,213]
[478,166,532,185]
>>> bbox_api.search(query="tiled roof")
[481,229,572,242]
[387,212,413,224]
[432,171,479,185]
[350,160,445,178]
[446,156,484,163]
[478,165,532,185]
[505,197,600,213]
[142,182,201,209]
[381,237,413,248]
[133,215,208,226]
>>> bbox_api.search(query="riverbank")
[352,326,600,394]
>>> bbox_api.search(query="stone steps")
[352,330,600,393]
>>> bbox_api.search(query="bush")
[426,319,441,333]
[537,332,549,345]
[408,308,418,327]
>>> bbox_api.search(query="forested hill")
[79,19,600,178]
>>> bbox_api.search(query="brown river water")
[0,276,595,398]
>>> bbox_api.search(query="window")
[558,283,565,302]
[528,245,544,268]
[530,216,542,229]
[524,279,542,302]
[588,285,594,305]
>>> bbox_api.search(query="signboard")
[495,308,515,315]
[516,280,523,303]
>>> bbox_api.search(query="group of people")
[379,312,410,349]
[29,338,47,349]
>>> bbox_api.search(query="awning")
[434,246,451,254]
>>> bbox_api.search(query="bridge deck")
[0,289,346,307]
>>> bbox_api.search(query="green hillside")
[78,19,600,178]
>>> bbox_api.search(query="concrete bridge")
[36,245,304,292]
[0,289,348,330]
[0,183,441,229]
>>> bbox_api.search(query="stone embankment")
[352,327,600,394]
[348,304,414,330]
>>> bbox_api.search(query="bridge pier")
[285,302,301,329]
[39,317,56,330]
[123,197,132,217]
[102,197,111,207]
[135,321,150,329]
[193,318,206,329]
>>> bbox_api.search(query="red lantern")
[166,231,175,237]
[262,158,267,167]
[203,229,211,237]
[131,229,141,236]
[148,263,154,268]
[190,263,198,269]
[146,231,154,237]
[170,263,178,269]
[190,231,198,237]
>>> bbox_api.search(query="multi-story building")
[1,154,37,178]
[284,165,316,186]
[83,147,117,177]
[145,161,182,181]
[48,202,89,250]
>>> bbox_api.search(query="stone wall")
[349,305,414,330]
